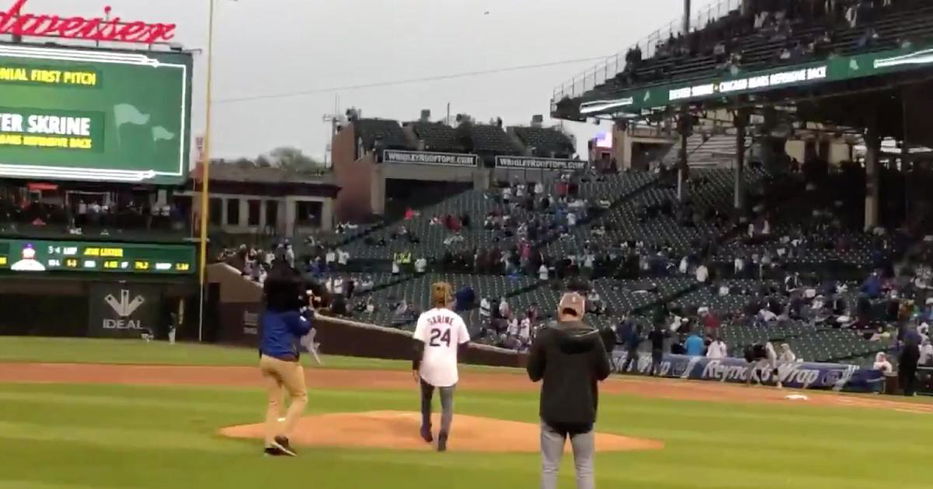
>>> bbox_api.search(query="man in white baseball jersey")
[412,282,471,452]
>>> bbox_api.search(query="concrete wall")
[333,124,377,222]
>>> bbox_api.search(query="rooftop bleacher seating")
[354,119,413,152]
[468,124,522,155]
[407,122,466,153]
[510,126,575,159]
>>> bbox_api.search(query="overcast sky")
[24,0,688,163]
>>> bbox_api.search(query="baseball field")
[0,337,930,489]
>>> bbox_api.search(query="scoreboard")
[0,239,195,274]
[0,44,192,185]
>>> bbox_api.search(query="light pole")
[197,0,218,342]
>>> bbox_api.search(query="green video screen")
[0,239,195,274]
[0,44,192,185]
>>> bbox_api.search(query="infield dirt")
[219,411,665,452]
[2,362,930,414]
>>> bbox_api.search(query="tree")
[255,155,273,168]
[268,146,323,173]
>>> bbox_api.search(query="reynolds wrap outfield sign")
[611,352,884,392]
[581,44,933,115]
[495,156,586,171]
[0,44,192,184]
[383,149,478,167]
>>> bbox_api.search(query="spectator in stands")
[899,333,921,396]
[699,307,721,337]
[586,289,605,315]
[873,352,893,374]
[920,339,933,366]
[861,271,883,299]
[498,296,511,320]
[685,330,705,357]
[359,275,374,292]
[696,263,710,284]
[620,324,642,373]
[846,2,859,28]
[414,256,427,274]
[284,243,295,268]
[734,255,746,276]
[479,296,492,327]
[707,334,727,359]
[778,343,797,363]
[856,27,879,49]
[337,248,350,269]
[648,324,667,376]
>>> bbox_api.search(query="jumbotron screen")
[0,43,192,184]
[0,239,195,274]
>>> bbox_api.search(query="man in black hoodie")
[527,292,612,489]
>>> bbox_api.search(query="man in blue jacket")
[259,259,313,457]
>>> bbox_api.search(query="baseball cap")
[558,292,586,318]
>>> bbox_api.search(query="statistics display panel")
[0,44,192,184]
[0,239,195,274]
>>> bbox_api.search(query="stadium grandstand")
[5,0,929,389]
[211,0,933,379]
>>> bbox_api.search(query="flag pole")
[197,0,217,342]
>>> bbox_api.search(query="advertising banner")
[87,283,162,338]
[383,150,478,167]
[580,44,933,115]
[611,352,884,392]
[494,155,586,171]
[0,44,192,184]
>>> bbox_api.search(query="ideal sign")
[0,0,177,44]
[102,289,146,330]
[87,284,161,339]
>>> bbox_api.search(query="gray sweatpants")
[420,379,455,436]
[540,422,595,489]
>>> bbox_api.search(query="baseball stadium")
[2,1,933,489]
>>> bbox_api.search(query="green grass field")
[0,337,929,489]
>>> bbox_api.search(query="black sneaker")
[264,446,287,457]
[437,432,448,452]
[272,436,297,457]
[420,425,433,443]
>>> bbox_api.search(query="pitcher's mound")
[219,410,663,453]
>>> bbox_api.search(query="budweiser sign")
[0,0,176,44]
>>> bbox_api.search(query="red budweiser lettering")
[0,0,176,44]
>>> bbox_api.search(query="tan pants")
[259,354,308,445]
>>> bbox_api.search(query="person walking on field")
[527,292,612,489]
[413,282,471,452]
[258,254,313,457]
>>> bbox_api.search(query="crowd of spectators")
[0,193,185,237]
[611,0,918,92]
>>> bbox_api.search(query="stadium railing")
[552,0,742,101]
